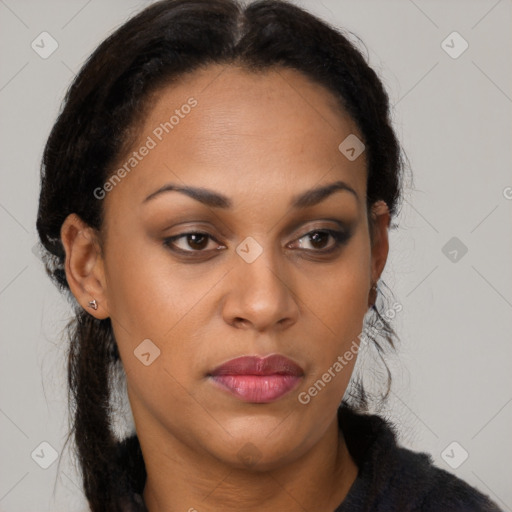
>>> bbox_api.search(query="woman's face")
[79,64,389,469]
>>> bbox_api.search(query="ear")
[368,200,390,306]
[60,213,110,319]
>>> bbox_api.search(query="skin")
[60,64,390,512]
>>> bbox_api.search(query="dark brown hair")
[36,0,408,509]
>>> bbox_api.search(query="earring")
[368,283,377,308]
[88,299,98,310]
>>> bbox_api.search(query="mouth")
[207,354,304,403]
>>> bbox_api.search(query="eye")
[163,227,351,258]
[291,229,350,253]
[163,232,224,254]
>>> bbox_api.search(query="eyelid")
[291,219,351,236]
[164,218,351,242]
[163,221,353,256]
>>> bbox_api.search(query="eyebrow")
[143,179,359,209]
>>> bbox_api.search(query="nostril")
[231,317,247,328]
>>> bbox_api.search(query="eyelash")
[162,228,351,258]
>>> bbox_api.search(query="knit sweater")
[334,406,502,511]
[127,406,503,511]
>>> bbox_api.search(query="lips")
[208,354,304,403]
[210,354,304,377]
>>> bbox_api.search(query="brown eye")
[293,229,350,253]
[303,231,330,250]
[163,232,222,253]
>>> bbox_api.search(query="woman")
[36,0,502,510]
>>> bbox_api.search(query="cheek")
[304,236,370,340]
[298,236,370,394]
[103,231,188,337]
[102,231,220,386]
[296,270,368,421]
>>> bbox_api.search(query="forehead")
[107,64,367,210]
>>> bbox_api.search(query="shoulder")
[337,405,503,512]
[391,443,502,511]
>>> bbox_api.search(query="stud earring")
[88,299,98,310]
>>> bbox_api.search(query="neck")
[141,412,358,512]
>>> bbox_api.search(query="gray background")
[1,0,511,510]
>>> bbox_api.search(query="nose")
[222,241,299,332]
